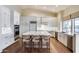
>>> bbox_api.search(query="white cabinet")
[14,11,20,25]
[0,6,10,27]
[20,16,57,35]
[20,16,29,34]
[58,32,67,46]
[75,34,79,53]
[0,6,14,52]
[42,17,48,26]
[0,34,14,52]
[58,32,73,51]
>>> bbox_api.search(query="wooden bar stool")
[41,36,50,52]
[22,35,31,52]
[31,35,40,53]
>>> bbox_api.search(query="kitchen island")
[22,31,52,53]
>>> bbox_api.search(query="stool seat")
[23,39,30,42]
[31,36,40,52]
[32,39,40,42]
[22,35,31,49]
[41,36,50,49]
[32,36,40,43]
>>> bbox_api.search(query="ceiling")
[5,5,71,17]
[19,5,70,13]
[5,5,70,13]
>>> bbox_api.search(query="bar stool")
[41,36,50,52]
[32,35,40,52]
[22,35,31,52]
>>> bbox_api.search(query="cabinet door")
[14,11,20,25]
[0,38,4,52]
[1,6,10,27]
[42,17,48,26]
[37,17,41,28]
[58,33,62,42]
[20,17,29,32]
[62,34,67,46]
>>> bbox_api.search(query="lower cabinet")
[2,39,24,53]
[58,32,73,51]
[0,34,14,52]
[75,34,79,53]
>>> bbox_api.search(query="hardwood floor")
[50,38,72,53]
[23,38,72,53]
[3,37,72,53]
[24,48,50,53]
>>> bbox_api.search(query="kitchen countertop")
[58,32,74,36]
[22,31,52,36]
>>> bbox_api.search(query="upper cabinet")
[0,6,10,27]
[20,16,57,33]
[14,11,20,25]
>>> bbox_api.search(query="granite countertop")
[23,31,52,36]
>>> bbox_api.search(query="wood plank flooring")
[3,37,72,53]
[23,38,72,53]
[24,48,50,53]
[50,38,72,53]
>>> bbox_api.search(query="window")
[63,20,71,34]
[62,17,79,34]
[75,18,79,33]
